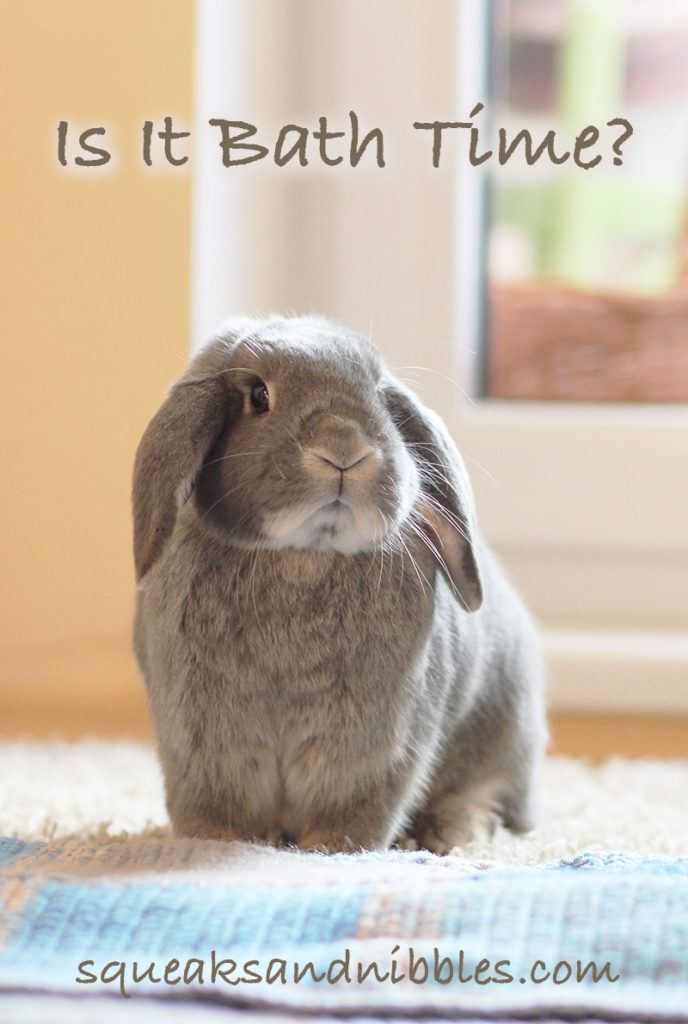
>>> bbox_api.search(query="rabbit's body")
[133,316,545,852]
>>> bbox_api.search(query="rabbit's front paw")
[402,782,503,854]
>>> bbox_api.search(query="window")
[485,0,688,403]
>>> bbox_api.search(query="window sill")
[544,627,688,715]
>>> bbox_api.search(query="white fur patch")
[263,499,388,554]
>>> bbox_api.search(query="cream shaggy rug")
[3,740,688,1022]
[2,739,687,859]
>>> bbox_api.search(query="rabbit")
[132,315,546,854]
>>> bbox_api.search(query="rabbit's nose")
[302,415,380,480]
[308,445,376,474]
[301,411,378,475]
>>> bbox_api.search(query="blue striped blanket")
[1,835,688,1020]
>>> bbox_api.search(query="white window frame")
[454,1,688,712]
[191,0,688,713]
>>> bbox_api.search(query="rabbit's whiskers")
[419,490,471,546]
[248,546,263,630]
[200,471,255,520]
[374,508,392,599]
[397,533,430,598]
[284,427,304,453]
[392,364,474,406]
[202,449,268,468]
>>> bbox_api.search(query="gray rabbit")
[132,315,546,853]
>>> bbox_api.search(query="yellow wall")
[0,2,193,728]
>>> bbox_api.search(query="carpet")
[1,740,688,1022]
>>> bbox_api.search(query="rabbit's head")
[133,316,483,611]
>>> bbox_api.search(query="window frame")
[454,0,688,712]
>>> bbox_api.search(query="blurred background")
[487,0,688,400]
[1,0,687,757]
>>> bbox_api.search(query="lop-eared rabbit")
[133,316,546,853]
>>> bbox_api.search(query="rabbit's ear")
[382,380,483,612]
[132,377,239,584]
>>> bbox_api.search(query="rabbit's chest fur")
[138,515,451,837]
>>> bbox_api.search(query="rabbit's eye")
[250,381,270,414]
